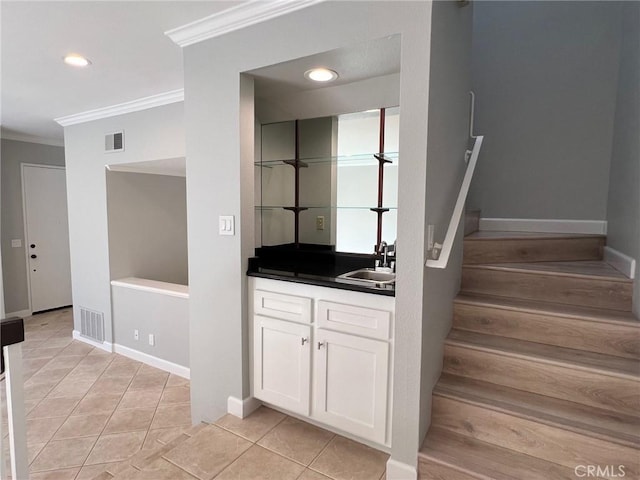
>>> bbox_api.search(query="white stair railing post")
[3,343,28,480]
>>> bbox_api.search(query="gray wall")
[183,2,434,471]
[468,1,622,220]
[606,2,639,316]
[107,171,188,285]
[1,139,65,314]
[63,103,185,344]
[420,0,473,441]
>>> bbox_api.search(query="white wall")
[182,2,433,472]
[420,0,473,442]
[106,171,188,285]
[63,103,185,344]
[468,1,622,220]
[1,139,65,314]
[606,2,639,316]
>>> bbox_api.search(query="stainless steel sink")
[338,268,396,285]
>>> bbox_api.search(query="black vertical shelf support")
[283,119,308,247]
[370,108,391,251]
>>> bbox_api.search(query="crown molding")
[165,0,325,47]
[1,131,64,147]
[54,89,184,127]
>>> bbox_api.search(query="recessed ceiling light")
[304,68,338,82]
[63,54,91,67]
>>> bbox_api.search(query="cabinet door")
[314,329,389,444]
[253,315,311,415]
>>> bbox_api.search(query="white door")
[253,315,311,415]
[22,165,72,313]
[314,328,389,444]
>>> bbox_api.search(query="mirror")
[255,107,399,254]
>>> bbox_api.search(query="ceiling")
[1,1,244,144]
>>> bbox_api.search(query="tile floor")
[2,308,389,480]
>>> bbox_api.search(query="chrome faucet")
[376,241,390,269]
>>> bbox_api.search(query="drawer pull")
[301,337,308,346]
[317,342,325,350]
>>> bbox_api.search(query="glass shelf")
[255,152,399,168]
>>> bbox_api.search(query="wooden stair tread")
[455,292,640,326]
[464,261,630,281]
[419,427,587,480]
[435,373,640,447]
[446,329,640,379]
[465,231,605,240]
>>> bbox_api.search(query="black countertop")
[247,244,395,297]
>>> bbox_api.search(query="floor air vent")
[80,307,105,342]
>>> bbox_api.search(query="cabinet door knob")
[301,337,308,345]
[317,342,325,350]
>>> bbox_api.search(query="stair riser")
[463,237,604,264]
[431,396,638,480]
[418,459,483,480]
[453,303,640,359]
[443,344,639,416]
[461,268,632,311]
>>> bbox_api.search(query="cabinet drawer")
[317,300,391,340]
[254,290,312,324]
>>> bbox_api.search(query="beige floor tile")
[258,417,334,466]
[142,426,188,450]
[26,416,67,445]
[151,403,191,429]
[88,376,132,396]
[73,393,123,415]
[118,387,163,410]
[24,382,57,401]
[30,436,98,472]
[102,361,141,378]
[40,337,74,349]
[28,442,47,464]
[41,355,84,371]
[138,364,167,376]
[216,445,305,480]
[47,377,95,398]
[60,341,94,356]
[159,386,190,405]
[25,370,68,387]
[166,374,190,387]
[309,436,389,480]
[75,462,121,480]
[54,413,111,439]
[129,373,169,390]
[23,358,50,371]
[215,406,286,442]
[130,458,198,479]
[163,425,251,479]
[298,469,332,480]
[23,347,65,359]
[85,430,146,465]
[103,407,155,434]
[27,395,82,419]
[29,467,81,479]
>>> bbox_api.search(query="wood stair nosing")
[461,263,633,312]
[434,373,640,448]
[463,235,605,265]
[430,395,640,478]
[453,297,640,359]
[443,333,639,416]
[419,427,602,480]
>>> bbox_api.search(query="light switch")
[219,215,235,236]
[11,239,22,248]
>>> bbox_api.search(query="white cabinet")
[249,278,394,446]
[314,329,389,444]
[253,315,311,415]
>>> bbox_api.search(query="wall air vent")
[80,307,105,342]
[105,131,124,153]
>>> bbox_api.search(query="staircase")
[419,232,640,480]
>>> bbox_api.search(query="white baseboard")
[604,246,636,279]
[227,396,262,419]
[479,218,607,235]
[386,458,417,480]
[5,309,31,319]
[112,343,190,379]
[73,330,113,353]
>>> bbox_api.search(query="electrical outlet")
[134,329,139,341]
[316,216,325,231]
[148,334,155,346]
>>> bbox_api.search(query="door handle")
[30,254,37,259]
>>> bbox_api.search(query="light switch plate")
[219,215,235,236]
[11,239,22,248]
